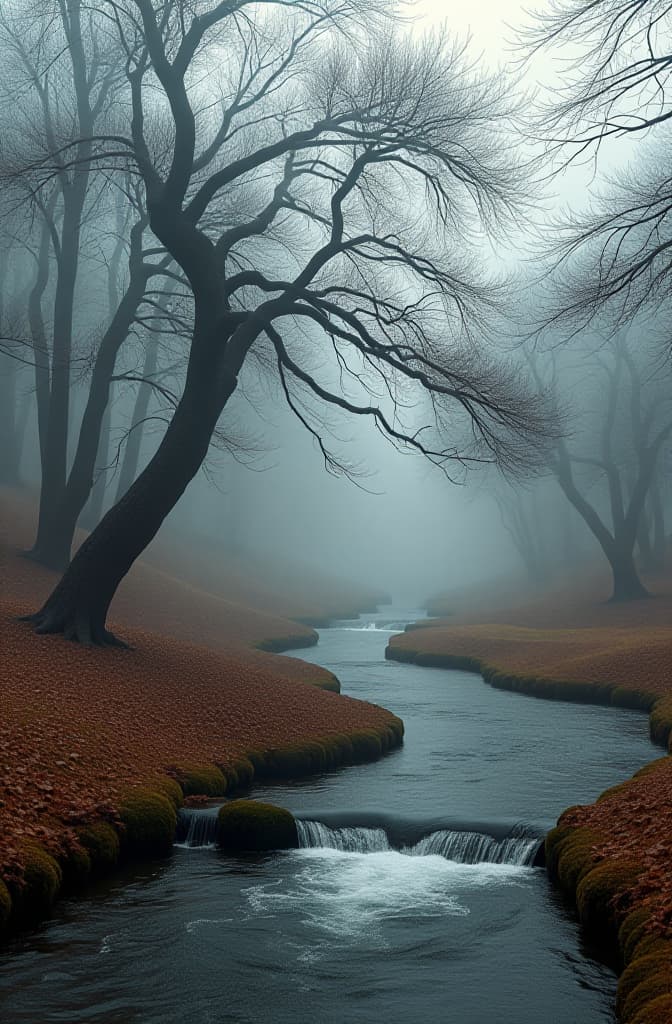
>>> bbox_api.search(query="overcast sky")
[415,0,531,60]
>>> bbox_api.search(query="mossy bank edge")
[0,717,403,938]
[386,638,672,1024]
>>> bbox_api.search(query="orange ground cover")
[390,574,672,951]
[393,623,672,699]
[0,490,397,892]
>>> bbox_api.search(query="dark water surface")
[0,610,658,1024]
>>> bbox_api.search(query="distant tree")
[0,2,178,568]
[528,329,672,600]
[491,483,548,588]
[24,1,552,644]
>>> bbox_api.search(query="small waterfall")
[411,830,540,867]
[297,820,390,853]
[329,618,416,632]
[297,820,540,866]
[175,807,220,848]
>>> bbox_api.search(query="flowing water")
[0,609,659,1024]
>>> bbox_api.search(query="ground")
[0,488,399,911]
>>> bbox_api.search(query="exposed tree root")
[20,609,129,648]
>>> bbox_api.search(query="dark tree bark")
[114,329,159,503]
[0,245,21,484]
[78,402,111,531]
[26,309,252,642]
[30,169,92,564]
[651,479,666,571]
[554,440,661,601]
[27,232,151,570]
[24,2,551,643]
[0,353,20,484]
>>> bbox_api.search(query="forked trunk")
[25,326,238,644]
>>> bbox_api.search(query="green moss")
[629,936,672,963]
[649,698,672,748]
[619,907,654,964]
[597,781,632,803]
[59,843,92,890]
[0,880,11,930]
[312,672,340,693]
[217,800,298,851]
[77,821,121,874]
[329,734,354,765]
[621,971,672,1023]
[176,765,228,797]
[349,730,383,762]
[266,743,319,776]
[245,749,269,775]
[152,776,184,809]
[229,758,255,789]
[630,994,672,1024]
[11,842,62,923]
[552,827,602,893]
[633,758,668,779]
[618,952,672,1013]
[119,787,177,855]
[544,824,574,880]
[610,688,655,711]
[576,860,642,941]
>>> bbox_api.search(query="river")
[0,609,657,1023]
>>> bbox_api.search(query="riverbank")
[387,590,672,1023]
[0,491,402,936]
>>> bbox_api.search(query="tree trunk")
[115,332,159,503]
[28,256,148,570]
[25,315,244,643]
[610,547,651,602]
[651,480,666,571]
[79,401,112,531]
[27,214,53,473]
[0,354,20,484]
[30,188,87,564]
[636,504,656,573]
[555,459,650,602]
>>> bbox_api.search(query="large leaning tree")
[23,0,551,644]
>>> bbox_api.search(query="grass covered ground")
[0,488,401,931]
[388,571,672,1023]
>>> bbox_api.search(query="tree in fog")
[23,1,553,644]
[0,2,183,568]
[528,329,672,600]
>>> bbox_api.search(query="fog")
[1,0,670,618]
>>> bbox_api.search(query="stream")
[0,609,658,1024]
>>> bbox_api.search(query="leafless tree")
[0,1,182,568]
[23,1,553,644]
[522,1,672,330]
[527,328,672,600]
[526,0,672,157]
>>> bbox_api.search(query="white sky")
[413,0,532,62]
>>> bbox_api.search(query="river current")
[0,609,657,1023]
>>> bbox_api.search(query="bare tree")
[23,2,552,644]
[526,0,672,155]
[0,3,180,567]
[522,2,672,330]
[528,329,672,600]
